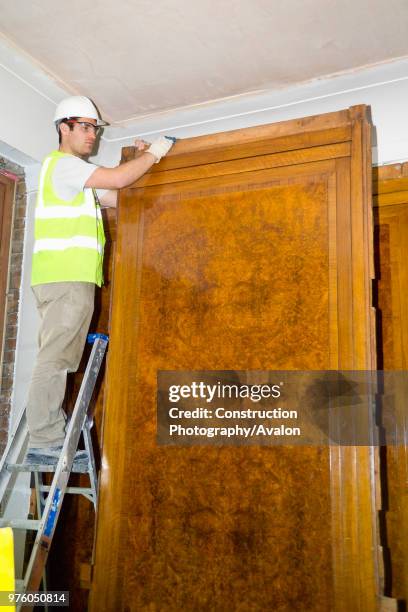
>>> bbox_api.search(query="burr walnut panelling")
[90,108,382,611]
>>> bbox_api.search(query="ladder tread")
[6,462,90,474]
[0,518,41,530]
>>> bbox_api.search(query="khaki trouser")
[26,282,95,448]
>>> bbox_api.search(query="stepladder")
[0,333,108,610]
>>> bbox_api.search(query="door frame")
[0,172,16,366]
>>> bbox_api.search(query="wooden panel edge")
[331,108,381,611]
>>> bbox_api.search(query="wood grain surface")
[86,107,383,611]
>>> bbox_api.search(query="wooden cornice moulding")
[373,162,408,206]
[374,161,408,182]
[120,105,371,183]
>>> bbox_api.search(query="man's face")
[59,117,98,157]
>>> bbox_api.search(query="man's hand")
[147,136,174,163]
[99,190,118,208]
[134,139,150,152]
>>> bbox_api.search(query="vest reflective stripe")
[33,236,103,254]
[34,204,103,219]
[31,151,105,287]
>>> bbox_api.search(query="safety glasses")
[65,120,102,136]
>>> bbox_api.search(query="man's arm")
[86,152,155,190]
[85,136,173,191]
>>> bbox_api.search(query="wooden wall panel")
[374,166,408,604]
[90,108,381,611]
[137,176,331,370]
[117,175,333,611]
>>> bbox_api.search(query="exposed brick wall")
[0,158,27,453]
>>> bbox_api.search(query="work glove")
[147,136,175,163]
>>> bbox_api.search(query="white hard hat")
[54,96,108,126]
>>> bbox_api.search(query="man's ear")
[59,122,70,138]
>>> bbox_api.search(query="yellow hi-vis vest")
[31,150,105,287]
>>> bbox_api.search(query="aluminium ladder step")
[6,461,90,474]
[0,518,41,530]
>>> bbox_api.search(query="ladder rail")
[83,421,98,509]
[0,409,29,511]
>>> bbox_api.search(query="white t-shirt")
[52,154,107,202]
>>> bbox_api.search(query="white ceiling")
[0,0,408,125]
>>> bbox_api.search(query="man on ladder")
[26,96,174,464]
[0,97,175,604]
